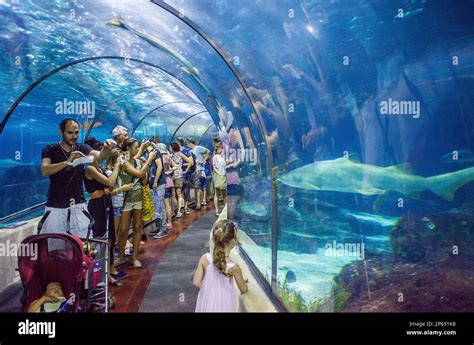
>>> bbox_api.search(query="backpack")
[148,151,165,187]
[182,148,196,173]
[189,152,197,173]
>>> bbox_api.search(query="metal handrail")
[0,202,45,223]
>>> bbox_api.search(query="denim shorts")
[113,207,122,217]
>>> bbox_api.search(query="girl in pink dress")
[193,221,248,312]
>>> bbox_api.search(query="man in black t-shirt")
[40,118,115,237]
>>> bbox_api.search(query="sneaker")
[153,231,169,239]
[215,211,220,216]
[133,259,142,268]
[176,212,183,218]
[111,269,128,280]
[124,247,132,256]
[184,209,190,215]
[195,206,201,211]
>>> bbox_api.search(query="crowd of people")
[38,118,247,311]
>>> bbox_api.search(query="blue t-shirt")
[180,148,193,178]
[204,160,212,177]
[191,145,210,172]
[148,151,166,187]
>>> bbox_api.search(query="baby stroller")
[18,209,110,312]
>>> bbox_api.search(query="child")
[193,221,248,312]
[28,281,75,313]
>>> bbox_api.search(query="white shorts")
[41,203,90,239]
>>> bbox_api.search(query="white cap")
[112,125,128,137]
[156,143,168,154]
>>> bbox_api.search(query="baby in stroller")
[28,281,76,313]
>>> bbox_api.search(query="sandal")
[114,257,126,267]
[108,276,120,286]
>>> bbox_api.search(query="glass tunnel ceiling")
[0,0,270,156]
[162,0,474,167]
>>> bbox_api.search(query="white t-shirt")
[212,153,226,176]
[191,145,210,172]
[105,169,124,208]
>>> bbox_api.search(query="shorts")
[165,187,172,199]
[42,203,90,238]
[227,184,244,196]
[205,176,212,190]
[183,175,192,201]
[198,176,207,190]
[122,201,142,212]
[174,177,184,188]
[191,172,201,189]
[113,207,122,217]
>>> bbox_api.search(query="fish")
[344,211,398,228]
[285,270,297,283]
[106,16,214,96]
[0,159,34,169]
[81,120,103,130]
[441,150,474,164]
[107,15,201,78]
[283,22,296,39]
[282,63,303,79]
[238,201,268,218]
[277,158,474,202]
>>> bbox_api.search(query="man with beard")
[40,118,115,237]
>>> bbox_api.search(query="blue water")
[1,0,473,311]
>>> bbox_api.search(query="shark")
[277,158,474,202]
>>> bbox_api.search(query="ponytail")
[212,221,237,277]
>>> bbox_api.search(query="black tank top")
[84,167,108,193]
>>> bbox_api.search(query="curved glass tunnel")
[0,0,474,312]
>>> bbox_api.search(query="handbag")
[139,157,155,222]
[121,159,155,222]
[141,183,155,222]
[213,173,227,189]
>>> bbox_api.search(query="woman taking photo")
[83,139,121,285]
[170,141,192,218]
[115,138,156,268]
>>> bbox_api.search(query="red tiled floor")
[110,204,213,312]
